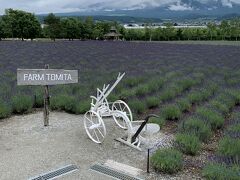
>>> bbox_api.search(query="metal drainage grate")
[90,164,143,180]
[29,164,78,180]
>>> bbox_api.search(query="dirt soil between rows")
[0,112,201,180]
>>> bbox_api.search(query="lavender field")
[0,41,240,178]
[0,41,240,100]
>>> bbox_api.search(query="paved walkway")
[0,112,148,180]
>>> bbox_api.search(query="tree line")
[0,9,123,41]
[125,21,240,41]
[0,9,239,41]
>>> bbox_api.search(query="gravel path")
[0,112,199,180]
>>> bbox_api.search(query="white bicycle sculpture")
[84,73,133,143]
[83,73,160,151]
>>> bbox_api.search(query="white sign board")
[17,69,78,85]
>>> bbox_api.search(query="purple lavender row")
[225,119,240,126]
[224,131,240,139]
[208,154,240,166]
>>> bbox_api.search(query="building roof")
[104,32,122,37]
[110,26,117,31]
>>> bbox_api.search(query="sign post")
[17,65,78,126]
[43,64,50,126]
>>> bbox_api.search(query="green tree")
[83,17,94,39]
[74,19,84,39]
[125,29,135,40]
[176,28,183,40]
[92,22,112,40]
[207,22,217,40]
[2,9,41,40]
[125,29,144,40]
[44,13,61,41]
[182,28,194,40]
[144,23,152,41]
[152,27,164,41]
[219,20,229,40]
[201,28,208,40]
[163,23,176,41]
[92,23,104,40]
[195,28,203,40]
[118,25,126,39]
[230,18,240,41]
[0,20,4,40]
[1,18,12,38]
[61,18,80,40]
[24,15,41,40]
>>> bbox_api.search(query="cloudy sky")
[0,0,240,14]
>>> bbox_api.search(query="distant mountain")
[217,13,240,20]
[90,16,162,23]
[41,0,240,21]
[37,15,162,24]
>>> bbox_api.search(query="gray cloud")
[169,1,193,11]
[0,0,239,14]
